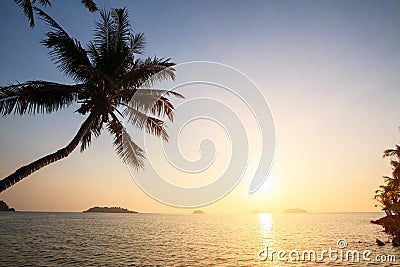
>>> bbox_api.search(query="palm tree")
[375,176,400,216]
[0,8,183,192]
[375,145,400,216]
[384,145,400,180]
[15,0,98,27]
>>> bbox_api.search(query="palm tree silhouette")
[15,0,98,27]
[0,8,182,192]
[375,145,400,216]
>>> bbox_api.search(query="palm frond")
[15,0,34,27]
[36,0,51,6]
[15,0,98,27]
[81,0,97,12]
[152,96,174,121]
[34,7,65,34]
[118,57,175,89]
[124,89,183,121]
[107,114,145,169]
[123,106,169,141]
[110,8,133,78]
[107,116,123,146]
[80,130,92,152]
[145,116,168,141]
[36,8,93,82]
[0,81,82,116]
[133,88,184,99]
[391,160,400,169]
[87,41,100,67]
[121,127,145,169]
[94,9,113,50]
[111,8,131,46]
[15,0,50,28]
[93,8,133,78]
[93,9,115,73]
[131,32,146,55]
[383,146,400,159]
[80,114,103,152]
[383,149,397,158]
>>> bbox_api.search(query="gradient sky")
[1,0,400,213]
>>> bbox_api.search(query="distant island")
[252,210,271,214]
[284,208,307,213]
[83,206,138,213]
[193,210,204,214]
[0,200,15,212]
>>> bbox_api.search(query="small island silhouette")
[252,210,271,214]
[284,208,307,213]
[193,210,204,214]
[0,200,15,212]
[83,206,138,213]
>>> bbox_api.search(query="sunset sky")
[1,0,400,213]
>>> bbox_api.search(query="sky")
[1,0,400,213]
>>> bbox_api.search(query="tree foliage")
[14,0,98,27]
[0,7,182,192]
[375,145,400,216]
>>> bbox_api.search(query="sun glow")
[254,171,278,197]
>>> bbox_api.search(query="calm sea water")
[0,212,399,266]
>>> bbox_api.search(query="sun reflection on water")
[259,213,275,247]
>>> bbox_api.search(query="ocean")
[0,212,399,266]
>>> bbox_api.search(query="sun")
[254,172,277,197]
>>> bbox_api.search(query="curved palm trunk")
[0,112,98,193]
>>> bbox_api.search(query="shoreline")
[371,215,400,246]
